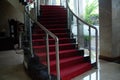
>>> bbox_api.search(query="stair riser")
[43,25,67,29]
[40,21,67,25]
[41,9,66,12]
[39,20,67,24]
[40,6,65,10]
[33,29,67,34]
[62,64,92,80]
[41,10,67,16]
[40,5,64,8]
[33,39,75,46]
[35,25,67,29]
[50,58,84,72]
[37,51,79,62]
[39,17,67,21]
[32,34,69,39]
[40,15,67,19]
[33,45,75,52]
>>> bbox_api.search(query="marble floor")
[0,50,120,80]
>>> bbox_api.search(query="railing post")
[46,33,51,79]
[89,26,91,63]
[96,30,99,68]
[37,0,40,16]
[60,0,62,5]
[24,6,34,57]
[77,20,84,49]
[67,9,73,39]
[34,0,37,20]
[55,38,60,80]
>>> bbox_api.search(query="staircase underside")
[32,5,92,80]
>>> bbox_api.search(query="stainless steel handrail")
[66,0,98,68]
[24,0,60,80]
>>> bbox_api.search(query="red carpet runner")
[32,5,92,80]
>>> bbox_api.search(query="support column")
[99,0,120,60]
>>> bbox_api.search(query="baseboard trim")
[99,55,120,62]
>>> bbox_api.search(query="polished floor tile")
[0,50,31,80]
[0,50,120,80]
[72,60,120,80]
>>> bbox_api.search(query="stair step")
[40,8,66,11]
[39,17,67,21]
[32,33,69,39]
[34,24,67,29]
[33,28,68,34]
[49,56,84,72]
[33,43,75,52]
[36,49,80,61]
[40,5,65,9]
[39,20,67,24]
[40,5,64,8]
[32,38,75,46]
[52,62,92,80]
[41,11,67,15]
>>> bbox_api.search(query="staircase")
[32,5,92,80]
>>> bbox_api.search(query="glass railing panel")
[67,0,98,67]
[90,28,96,63]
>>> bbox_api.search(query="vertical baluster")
[77,19,80,49]
[96,29,98,68]
[37,0,40,16]
[89,26,91,63]
[34,0,37,21]
[28,5,34,57]
[46,33,51,79]
[55,38,60,80]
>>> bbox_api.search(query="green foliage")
[84,0,99,25]
[84,35,91,41]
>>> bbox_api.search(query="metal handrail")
[66,0,98,68]
[24,0,60,80]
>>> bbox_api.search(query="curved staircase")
[32,5,92,80]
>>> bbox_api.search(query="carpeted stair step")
[38,17,67,21]
[34,24,67,29]
[40,5,65,9]
[41,8,66,13]
[42,24,67,29]
[40,13,67,17]
[33,28,68,34]
[33,43,75,52]
[32,38,75,46]
[40,11,67,16]
[36,49,81,61]
[39,20,67,24]
[52,62,92,80]
[49,56,84,72]
[32,33,69,39]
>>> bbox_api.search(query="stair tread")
[52,62,92,78]
[36,49,78,56]
[32,33,67,36]
[33,43,74,48]
[32,38,71,41]
[49,56,83,67]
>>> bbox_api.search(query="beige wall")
[112,0,120,57]
[99,0,120,58]
[99,0,112,57]
[0,0,24,36]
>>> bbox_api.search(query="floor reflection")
[72,69,100,80]
[72,60,120,80]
